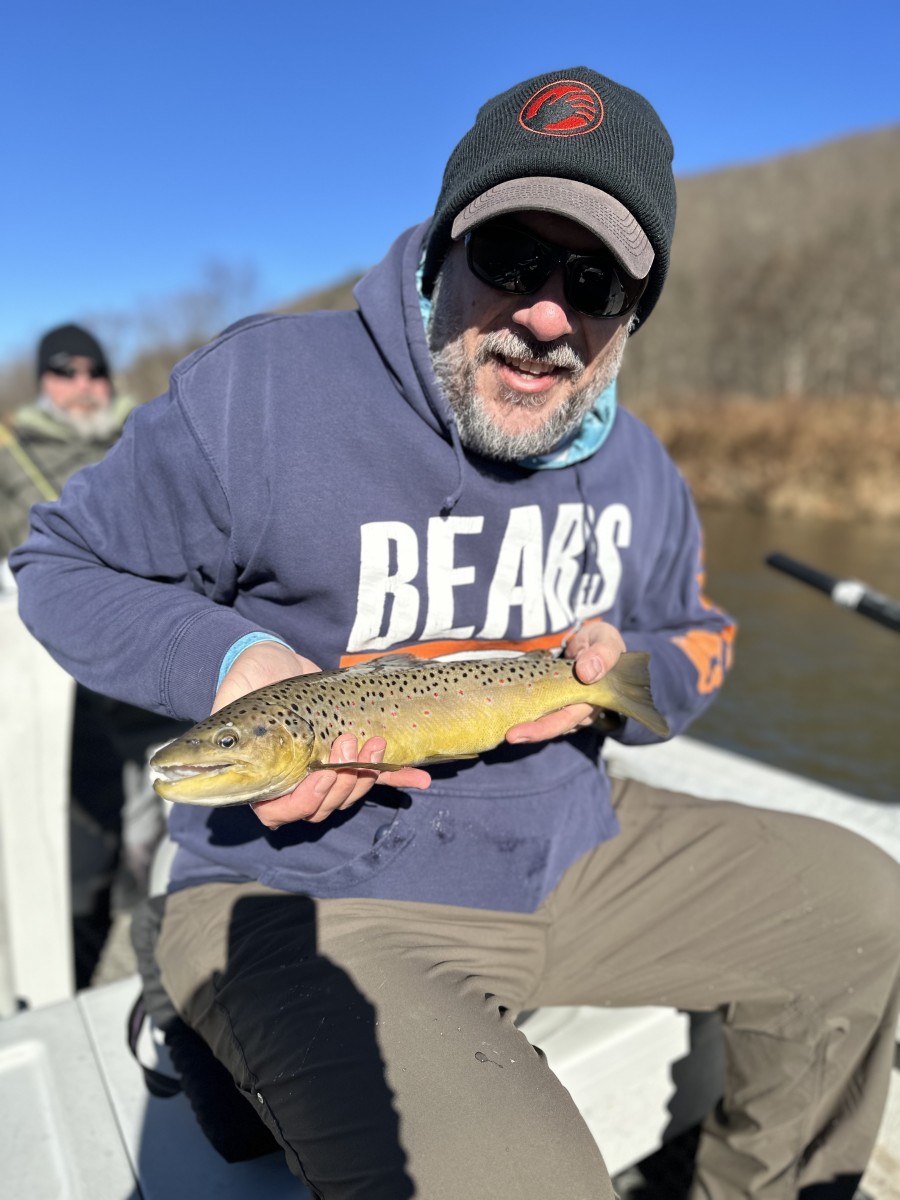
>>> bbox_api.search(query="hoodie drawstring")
[441,417,466,515]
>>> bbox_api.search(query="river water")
[689,508,899,803]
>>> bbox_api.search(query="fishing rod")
[766,552,900,634]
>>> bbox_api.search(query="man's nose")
[512,273,574,342]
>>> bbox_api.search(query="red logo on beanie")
[519,81,604,137]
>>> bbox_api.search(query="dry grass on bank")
[634,396,900,522]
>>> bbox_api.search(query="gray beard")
[38,394,120,440]
[427,271,628,462]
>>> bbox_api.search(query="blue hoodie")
[12,222,734,913]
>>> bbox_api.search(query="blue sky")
[2,0,898,369]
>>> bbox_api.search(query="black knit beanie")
[421,67,677,328]
[37,323,110,382]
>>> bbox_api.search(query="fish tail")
[593,652,670,738]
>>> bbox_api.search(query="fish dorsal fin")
[510,649,556,665]
[339,648,557,678]
[340,654,422,677]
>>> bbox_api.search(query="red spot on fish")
[423,709,431,716]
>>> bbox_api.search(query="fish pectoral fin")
[420,752,480,763]
[308,751,480,773]
[308,760,409,773]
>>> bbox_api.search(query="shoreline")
[632,395,900,522]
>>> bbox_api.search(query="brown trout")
[150,649,669,806]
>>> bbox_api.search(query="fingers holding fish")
[564,619,627,684]
[506,701,596,745]
[251,734,380,828]
[509,623,627,743]
[251,735,431,829]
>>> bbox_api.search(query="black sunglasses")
[47,361,107,380]
[465,221,648,319]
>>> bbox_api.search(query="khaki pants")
[157,779,900,1199]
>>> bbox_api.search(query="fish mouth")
[150,761,235,784]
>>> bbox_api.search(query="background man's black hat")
[422,66,677,328]
[37,323,110,382]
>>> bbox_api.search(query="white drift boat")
[1,597,897,1198]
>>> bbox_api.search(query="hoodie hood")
[353,221,456,442]
[354,221,468,512]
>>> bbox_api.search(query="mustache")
[475,330,585,374]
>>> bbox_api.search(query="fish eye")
[216,729,240,750]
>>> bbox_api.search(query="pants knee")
[806,823,900,980]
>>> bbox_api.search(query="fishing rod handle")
[766,552,900,634]
[765,552,833,595]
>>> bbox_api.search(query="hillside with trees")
[622,124,900,402]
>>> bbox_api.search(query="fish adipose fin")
[597,652,670,738]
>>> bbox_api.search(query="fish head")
[150,707,316,806]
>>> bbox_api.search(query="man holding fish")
[13,66,900,1200]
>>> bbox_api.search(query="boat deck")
[1,598,897,1197]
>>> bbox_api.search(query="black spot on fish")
[254,726,267,737]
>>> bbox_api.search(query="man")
[1,323,183,987]
[12,68,900,1199]
[0,323,134,561]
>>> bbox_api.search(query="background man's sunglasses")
[465,222,648,319]
[47,362,108,380]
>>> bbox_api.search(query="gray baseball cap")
[450,175,655,281]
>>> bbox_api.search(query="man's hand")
[212,641,430,830]
[505,620,626,745]
[211,640,318,712]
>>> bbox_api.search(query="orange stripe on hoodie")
[671,625,736,695]
[340,627,578,667]
[671,563,736,695]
